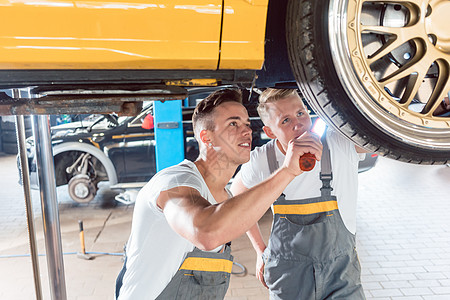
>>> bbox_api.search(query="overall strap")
[266,135,333,199]
[180,247,233,273]
[179,163,192,169]
[266,140,279,174]
[320,132,333,200]
[225,187,233,199]
[266,140,287,202]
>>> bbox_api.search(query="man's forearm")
[198,167,295,248]
[247,223,266,255]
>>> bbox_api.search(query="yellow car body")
[0,0,268,70]
[0,0,449,163]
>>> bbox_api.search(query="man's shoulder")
[157,160,198,175]
[139,160,205,207]
[239,140,274,187]
[325,129,360,164]
[249,139,275,162]
[327,128,355,145]
[150,160,202,187]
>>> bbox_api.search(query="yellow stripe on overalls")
[273,200,338,215]
[179,257,233,273]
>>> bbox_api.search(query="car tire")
[2,142,18,155]
[2,128,32,143]
[1,117,33,154]
[0,117,3,153]
[2,129,17,144]
[286,0,450,164]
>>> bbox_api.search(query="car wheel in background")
[287,0,450,164]
[68,174,98,203]
[55,150,108,203]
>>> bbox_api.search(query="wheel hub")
[328,0,450,151]
[68,174,97,203]
[426,0,450,53]
[73,182,89,199]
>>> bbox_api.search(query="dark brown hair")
[192,88,242,136]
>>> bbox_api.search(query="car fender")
[53,142,118,186]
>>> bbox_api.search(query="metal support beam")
[32,114,67,300]
[0,85,188,116]
[14,88,43,300]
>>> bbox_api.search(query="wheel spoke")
[400,68,429,107]
[361,25,402,36]
[367,35,404,65]
[335,0,450,154]
[422,61,450,116]
[379,39,428,86]
[362,0,424,8]
[380,58,429,86]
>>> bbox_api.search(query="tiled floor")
[1,153,450,299]
[356,158,450,300]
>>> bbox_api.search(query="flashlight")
[299,118,326,171]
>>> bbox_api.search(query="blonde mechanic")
[115,88,322,299]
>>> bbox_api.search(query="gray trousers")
[263,195,365,300]
[156,245,233,299]
[115,244,233,300]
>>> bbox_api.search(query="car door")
[1,0,223,69]
[121,107,157,182]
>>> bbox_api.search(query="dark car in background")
[22,88,377,204]
[21,88,252,203]
[24,101,192,203]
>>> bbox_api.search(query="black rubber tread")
[0,116,33,155]
[286,0,450,164]
[3,142,18,154]
[1,130,17,143]
[0,117,32,131]
[0,121,16,131]
[2,129,32,143]
[0,117,33,154]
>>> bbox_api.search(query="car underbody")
[0,0,449,164]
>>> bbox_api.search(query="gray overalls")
[262,138,365,300]
[115,162,233,299]
[115,243,233,299]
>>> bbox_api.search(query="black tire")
[2,129,32,143]
[0,117,2,153]
[2,130,16,143]
[1,118,33,154]
[286,0,450,164]
[0,120,16,131]
[3,142,18,155]
[1,117,32,131]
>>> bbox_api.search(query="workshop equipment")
[77,220,94,260]
[299,153,316,171]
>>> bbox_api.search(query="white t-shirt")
[118,160,218,300]
[240,129,362,234]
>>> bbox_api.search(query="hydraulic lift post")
[153,99,184,171]
[14,89,43,300]
[31,104,67,299]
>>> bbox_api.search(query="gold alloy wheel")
[330,0,450,149]
[287,0,450,162]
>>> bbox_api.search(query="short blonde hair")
[257,89,299,125]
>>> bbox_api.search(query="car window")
[117,116,131,124]
[128,105,153,128]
